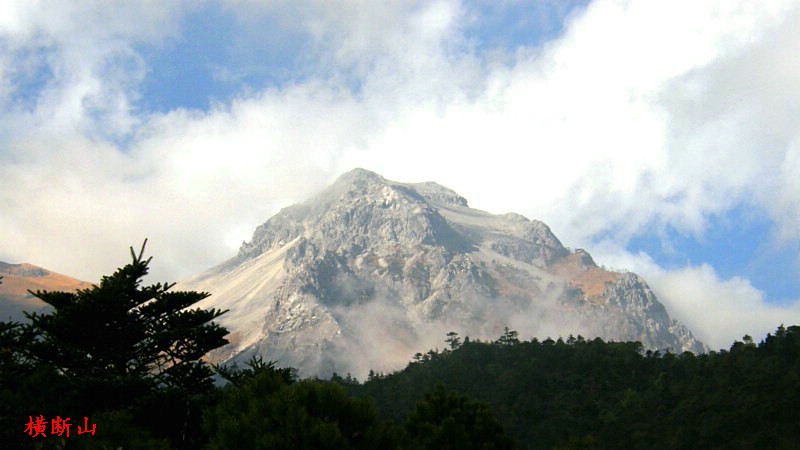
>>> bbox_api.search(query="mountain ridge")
[181,168,706,377]
[0,262,92,321]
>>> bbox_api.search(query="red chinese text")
[25,416,95,439]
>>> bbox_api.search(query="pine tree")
[25,240,228,412]
[445,331,461,351]
[495,327,520,345]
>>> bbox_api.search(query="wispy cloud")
[1,0,799,346]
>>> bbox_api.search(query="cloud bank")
[1,0,799,349]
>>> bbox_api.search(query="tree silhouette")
[445,331,462,351]
[25,240,228,414]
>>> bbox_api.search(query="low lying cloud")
[317,280,590,379]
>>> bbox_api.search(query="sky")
[1,0,799,350]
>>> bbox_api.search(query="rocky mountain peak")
[331,167,385,186]
[330,169,470,209]
[184,169,707,377]
[238,169,473,262]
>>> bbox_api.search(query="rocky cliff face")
[181,168,705,377]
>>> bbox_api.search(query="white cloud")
[591,243,800,350]
[1,0,800,347]
[0,1,186,138]
[648,264,800,351]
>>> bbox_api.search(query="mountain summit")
[182,169,705,376]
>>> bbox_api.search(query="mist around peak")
[182,171,705,378]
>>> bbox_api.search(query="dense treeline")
[204,356,511,449]
[345,327,800,449]
[2,248,799,449]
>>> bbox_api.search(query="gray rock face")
[182,168,706,377]
[593,273,705,352]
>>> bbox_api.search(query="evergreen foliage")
[1,319,71,448]
[348,327,800,449]
[214,354,298,388]
[2,242,229,448]
[204,360,398,449]
[404,384,513,450]
[26,240,228,405]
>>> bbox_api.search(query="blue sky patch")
[4,46,54,111]
[136,4,236,112]
[134,1,589,114]
[628,206,800,303]
[463,0,589,51]
[136,3,312,113]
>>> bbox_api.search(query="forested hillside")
[345,327,800,449]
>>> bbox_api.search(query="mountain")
[0,262,92,321]
[180,168,705,377]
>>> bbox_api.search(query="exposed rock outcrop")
[181,169,706,377]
